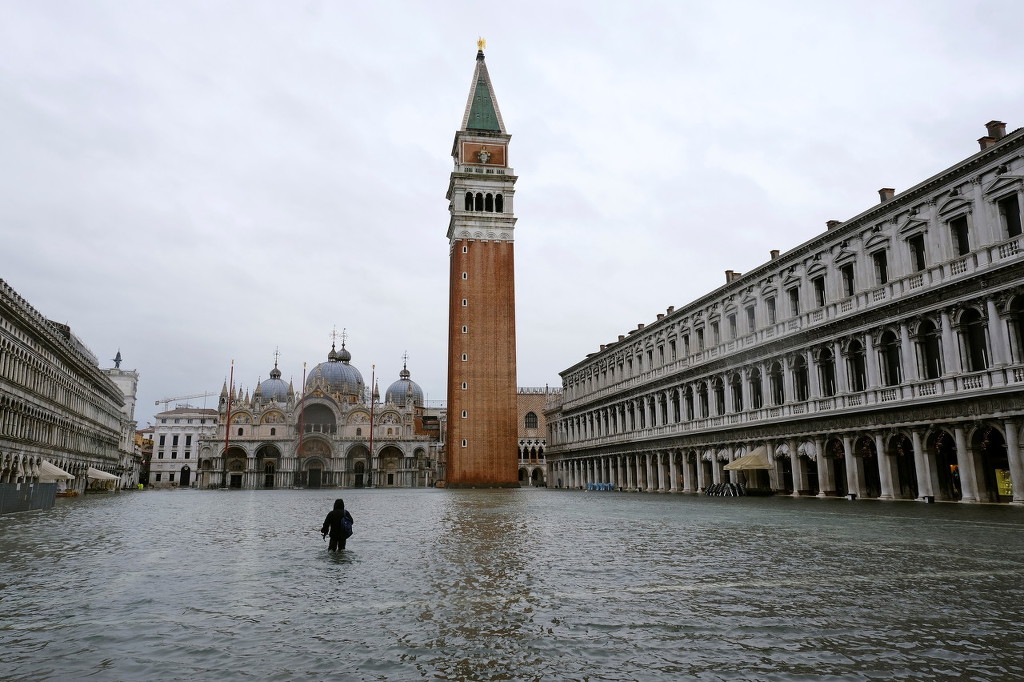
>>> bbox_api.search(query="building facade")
[104,351,142,488]
[1,278,126,504]
[545,121,1024,504]
[517,387,560,486]
[445,44,519,487]
[149,406,218,488]
[197,346,442,489]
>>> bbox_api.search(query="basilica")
[195,343,443,489]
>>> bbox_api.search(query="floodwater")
[2,489,1023,681]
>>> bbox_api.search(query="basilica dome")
[385,365,424,407]
[258,364,290,402]
[306,343,365,398]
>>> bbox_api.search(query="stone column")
[814,438,833,496]
[833,341,849,393]
[669,450,680,492]
[874,433,895,499]
[987,298,1009,367]
[712,455,723,485]
[645,453,655,491]
[625,455,634,490]
[807,349,821,399]
[844,434,863,498]
[864,333,879,389]
[900,322,918,382]
[686,453,697,493]
[696,453,707,492]
[911,429,935,500]
[954,426,980,502]
[940,309,957,376]
[790,438,807,495]
[1004,420,1024,503]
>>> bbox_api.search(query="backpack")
[340,512,353,540]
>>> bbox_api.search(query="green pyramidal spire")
[461,47,505,133]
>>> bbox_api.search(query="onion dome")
[306,342,365,398]
[385,363,424,407]
[258,363,289,402]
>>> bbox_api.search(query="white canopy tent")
[86,467,120,481]
[39,461,74,482]
[724,445,770,471]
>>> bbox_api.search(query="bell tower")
[445,42,519,487]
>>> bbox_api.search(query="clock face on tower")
[461,142,506,167]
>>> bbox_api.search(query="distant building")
[196,346,443,489]
[517,387,561,486]
[1,278,125,507]
[150,407,218,488]
[545,121,1024,504]
[104,351,141,488]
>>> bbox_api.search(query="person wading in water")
[321,499,354,551]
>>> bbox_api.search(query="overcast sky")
[2,0,1023,426]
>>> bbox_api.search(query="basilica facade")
[545,121,1024,504]
[196,343,442,489]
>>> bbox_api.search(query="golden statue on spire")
[477,37,486,51]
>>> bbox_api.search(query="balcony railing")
[558,239,1023,413]
[549,364,1024,452]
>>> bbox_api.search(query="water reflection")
[1,490,1022,680]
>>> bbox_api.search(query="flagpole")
[297,362,306,488]
[222,359,234,488]
[368,364,375,489]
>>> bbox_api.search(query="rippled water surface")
[2,489,1023,680]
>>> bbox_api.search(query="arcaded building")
[197,345,442,489]
[1,279,127,494]
[545,121,1024,504]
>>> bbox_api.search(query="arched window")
[879,330,902,386]
[697,383,709,418]
[792,355,809,401]
[749,368,764,409]
[847,340,867,392]
[270,427,276,436]
[916,320,942,379]
[712,377,725,415]
[684,386,695,420]
[237,427,243,436]
[485,193,494,212]
[475,193,484,211]
[465,192,473,211]
[769,361,785,405]
[818,348,837,396]
[960,308,989,371]
[730,373,743,412]
[495,194,504,212]
[1008,298,1024,363]
[525,412,538,429]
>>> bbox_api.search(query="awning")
[86,467,120,481]
[39,461,74,482]
[724,446,770,471]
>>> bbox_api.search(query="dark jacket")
[321,503,353,538]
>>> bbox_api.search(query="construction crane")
[155,392,217,411]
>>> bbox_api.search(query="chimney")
[637,323,645,331]
[826,220,842,230]
[878,188,895,203]
[600,344,606,351]
[666,306,674,314]
[986,120,1006,140]
[978,136,996,150]
[618,335,625,341]
[770,249,780,260]
[731,271,742,281]
[725,269,734,283]
[656,313,664,320]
